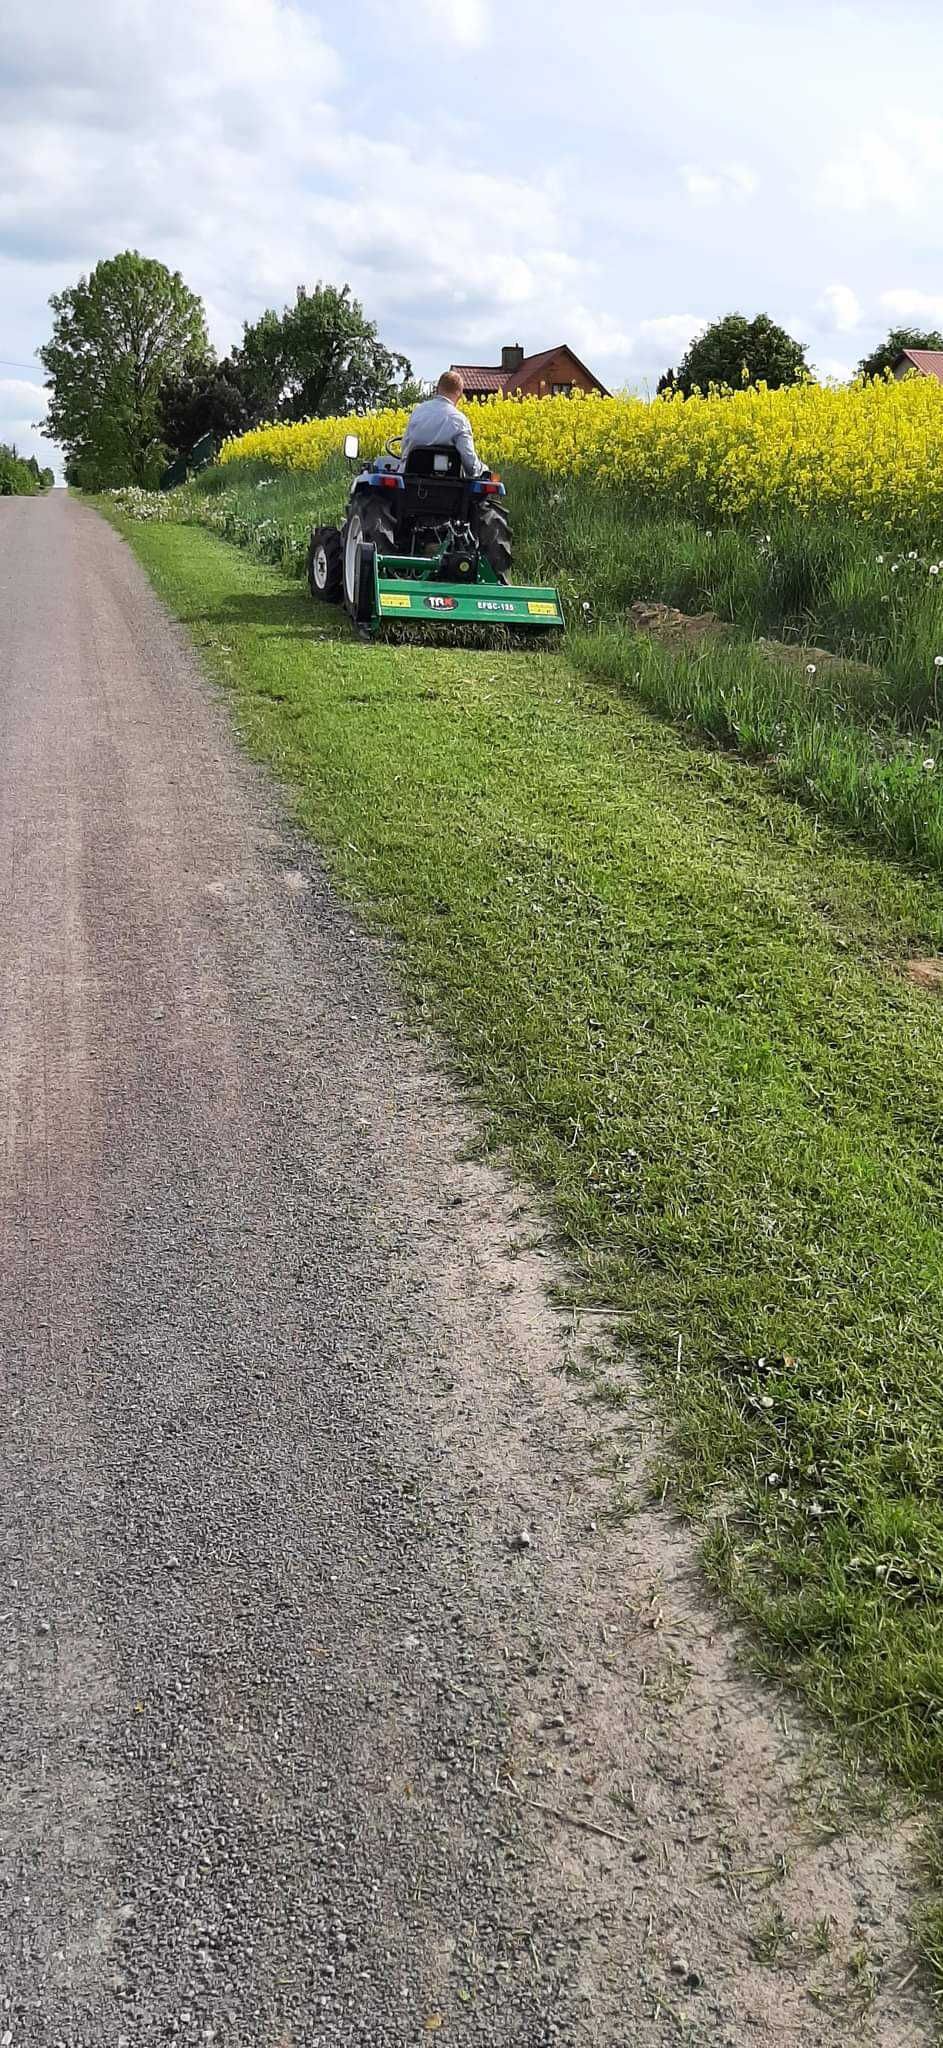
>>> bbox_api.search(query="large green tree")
[659,313,810,397]
[40,252,210,487]
[235,283,412,422]
[857,325,943,381]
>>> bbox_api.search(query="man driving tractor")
[305,367,564,628]
[401,370,487,477]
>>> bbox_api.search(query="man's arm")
[453,409,485,477]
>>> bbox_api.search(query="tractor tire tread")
[307,524,343,602]
[356,495,398,554]
[478,502,513,579]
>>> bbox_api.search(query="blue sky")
[3,0,943,472]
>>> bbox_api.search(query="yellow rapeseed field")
[220,378,943,529]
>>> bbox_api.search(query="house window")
[552,381,574,397]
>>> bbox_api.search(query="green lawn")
[111,507,943,1966]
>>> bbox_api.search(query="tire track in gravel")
[0,492,933,2047]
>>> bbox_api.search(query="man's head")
[437,370,464,401]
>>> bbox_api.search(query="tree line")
[0,444,55,495]
[37,251,943,490]
[658,314,943,397]
[39,251,423,490]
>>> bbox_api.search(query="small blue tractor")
[306,434,563,635]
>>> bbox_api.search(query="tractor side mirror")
[344,433,360,459]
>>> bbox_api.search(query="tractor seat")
[403,444,465,480]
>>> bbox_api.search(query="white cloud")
[0,375,48,471]
[818,133,917,213]
[681,161,757,205]
[0,376,45,410]
[681,166,721,203]
[816,284,861,332]
[633,313,706,358]
[899,113,943,176]
[818,114,943,217]
[1,0,623,461]
[812,355,854,383]
[564,309,633,360]
[417,0,491,45]
[880,288,943,327]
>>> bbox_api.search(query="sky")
[3,0,943,475]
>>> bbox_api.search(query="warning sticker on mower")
[527,601,559,616]
[380,593,411,610]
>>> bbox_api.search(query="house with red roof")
[450,343,608,400]
[892,349,943,384]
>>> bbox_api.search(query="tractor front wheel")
[307,525,342,601]
[477,501,513,582]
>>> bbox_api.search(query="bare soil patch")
[628,600,842,674]
[629,600,733,649]
[907,957,943,990]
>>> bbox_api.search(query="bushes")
[0,445,52,495]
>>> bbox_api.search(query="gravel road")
[0,493,932,2048]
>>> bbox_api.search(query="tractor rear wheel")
[307,524,342,601]
[358,494,398,553]
[478,501,512,582]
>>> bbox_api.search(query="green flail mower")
[306,433,564,637]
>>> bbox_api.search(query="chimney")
[501,344,525,372]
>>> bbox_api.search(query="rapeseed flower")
[220,377,943,533]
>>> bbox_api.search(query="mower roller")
[307,434,564,637]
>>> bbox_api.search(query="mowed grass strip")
[116,512,943,1819]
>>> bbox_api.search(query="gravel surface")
[0,493,933,2048]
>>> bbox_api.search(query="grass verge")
[109,504,943,1969]
[147,460,943,873]
[190,458,943,716]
